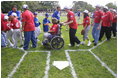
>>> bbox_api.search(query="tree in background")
[1,1,59,13]
[106,2,117,10]
[72,1,95,12]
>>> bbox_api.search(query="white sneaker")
[81,41,85,45]
[76,43,80,47]
[87,41,91,46]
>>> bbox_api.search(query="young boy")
[43,13,50,40]
[79,10,91,46]
[10,13,23,48]
[43,18,59,45]
[43,13,50,32]
[34,12,41,41]
[1,15,9,47]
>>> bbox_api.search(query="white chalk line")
[65,39,117,78]
[7,49,51,78]
[89,50,117,78]
[28,51,51,78]
[65,50,78,78]
[7,51,28,78]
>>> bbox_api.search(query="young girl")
[79,10,91,46]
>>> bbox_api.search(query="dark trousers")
[99,26,111,40]
[111,23,117,37]
[23,31,37,50]
[69,28,80,46]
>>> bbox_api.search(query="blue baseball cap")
[45,13,49,17]
[33,12,38,15]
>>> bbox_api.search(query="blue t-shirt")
[34,17,41,27]
[77,11,81,17]
[43,18,50,32]
[8,10,21,20]
[52,10,60,20]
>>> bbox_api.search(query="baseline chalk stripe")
[8,51,28,78]
[43,51,51,78]
[89,50,117,78]
[65,50,78,78]
[26,51,51,78]
[65,39,117,78]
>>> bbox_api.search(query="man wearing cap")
[21,4,37,50]
[99,6,113,41]
[111,9,117,38]
[9,12,23,48]
[52,6,61,22]
[63,6,81,47]
[92,5,103,46]
[8,5,21,20]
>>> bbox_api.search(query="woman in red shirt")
[79,10,91,46]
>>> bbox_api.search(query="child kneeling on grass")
[42,18,59,45]
[79,10,91,46]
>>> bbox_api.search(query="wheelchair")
[42,23,64,50]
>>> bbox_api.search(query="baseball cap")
[33,12,38,15]
[11,12,17,17]
[22,4,28,9]
[113,9,116,13]
[4,15,9,20]
[45,13,49,17]
[64,6,70,10]
[103,6,108,9]
[83,10,89,13]
[95,5,101,8]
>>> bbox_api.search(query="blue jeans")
[92,23,101,43]
[23,31,37,50]
[1,31,7,47]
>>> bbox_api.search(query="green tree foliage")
[72,1,95,12]
[1,1,25,13]
[1,1,59,13]
[106,2,117,9]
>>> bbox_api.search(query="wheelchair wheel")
[50,36,64,50]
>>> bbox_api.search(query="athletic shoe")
[80,41,85,45]
[76,43,80,47]
[92,40,94,42]
[68,44,74,47]
[94,43,97,46]
[87,41,91,46]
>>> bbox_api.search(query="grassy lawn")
[1,15,117,78]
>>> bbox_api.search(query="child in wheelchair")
[42,18,59,45]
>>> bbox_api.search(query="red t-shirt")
[102,11,113,27]
[94,10,103,23]
[112,14,117,23]
[22,10,35,31]
[67,11,78,29]
[50,24,58,35]
[2,20,11,31]
[11,18,20,29]
[83,16,90,27]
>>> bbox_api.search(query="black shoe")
[92,40,94,42]
[94,43,97,46]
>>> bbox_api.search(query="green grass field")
[1,15,117,78]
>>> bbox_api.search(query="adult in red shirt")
[63,6,80,47]
[111,9,117,37]
[92,5,103,46]
[21,4,37,50]
[99,6,113,41]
